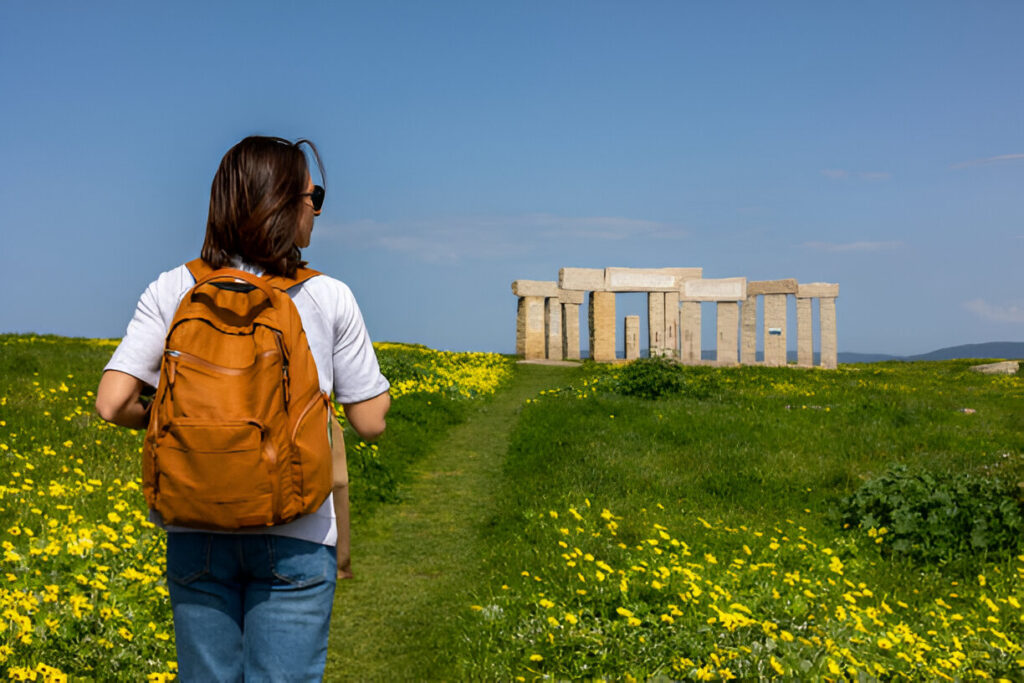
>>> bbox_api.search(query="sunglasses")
[300,185,325,212]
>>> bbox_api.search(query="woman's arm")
[341,390,390,441]
[95,370,151,430]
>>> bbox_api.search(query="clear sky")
[2,1,1022,356]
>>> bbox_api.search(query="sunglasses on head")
[300,185,325,212]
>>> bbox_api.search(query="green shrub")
[612,357,720,400]
[840,465,1024,565]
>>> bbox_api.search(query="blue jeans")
[166,533,337,682]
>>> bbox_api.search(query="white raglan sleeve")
[329,281,390,404]
[103,267,189,388]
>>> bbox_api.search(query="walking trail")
[324,363,574,680]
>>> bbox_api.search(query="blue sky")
[1,1,1022,356]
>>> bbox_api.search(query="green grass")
[325,364,574,680]
[0,335,507,679]
[3,336,1023,680]
[496,361,1024,525]
[463,360,1024,679]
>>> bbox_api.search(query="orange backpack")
[142,258,333,530]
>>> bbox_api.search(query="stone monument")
[512,267,839,369]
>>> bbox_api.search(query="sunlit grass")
[466,359,1024,680]
[468,502,1024,680]
[0,334,512,679]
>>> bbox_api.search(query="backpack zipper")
[291,392,329,442]
[165,348,279,376]
[271,330,290,407]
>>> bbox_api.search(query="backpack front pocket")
[155,419,274,529]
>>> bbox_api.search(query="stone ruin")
[512,267,839,369]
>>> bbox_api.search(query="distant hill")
[839,341,1024,364]
[902,341,1024,361]
[836,351,901,363]
[598,342,1024,363]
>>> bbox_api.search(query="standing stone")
[820,297,838,369]
[740,295,757,364]
[796,296,813,367]
[716,302,739,365]
[562,303,581,360]
[589,291,616,362]
[516,298,526,356]
[680,301,701,363]
[545,298,562,360]
[625,315,640,360]
[522,296,546,360]
[663,291,680,359]
[648,292,665,357]
[763,294,787,367]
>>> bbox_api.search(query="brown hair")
[201,136,325,278]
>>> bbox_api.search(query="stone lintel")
[797,282,840,299]
[681,277,747,302]
[605,267,702,292]
[511,280,560,298]
[558,289,585,305]
[747,279,798,296]
[559,267,606,291]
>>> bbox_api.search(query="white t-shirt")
[104,261,390,546]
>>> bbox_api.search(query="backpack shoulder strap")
[263,266,322,291]
[185,258,214,282]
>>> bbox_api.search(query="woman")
[95,136,390,681]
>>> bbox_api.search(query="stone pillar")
[516,298,526,356]
[763,294,787,367]
[625,315,640,360]
[716,302,739,365]
[746,280,797,368]
[821,297,837,369]
[562,303,580,360]
[680,277,747,365]
[740,295,757,364]
[512,280,560,360]
[680,301,701,363]
[796,296,813,368]
[545,298,562,360]
[797,283,840,369]
[648,292,665,357]
[557,289,585,361]
[522,296,546,360]
[589,291,616,362]
[663,291,680,359]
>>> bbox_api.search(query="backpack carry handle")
[193,268,276,301]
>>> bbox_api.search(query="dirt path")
[324,363,573,680]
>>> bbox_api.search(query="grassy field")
[0,335,512,680]
[1,335,1022,680]
[464,359,1024,680]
